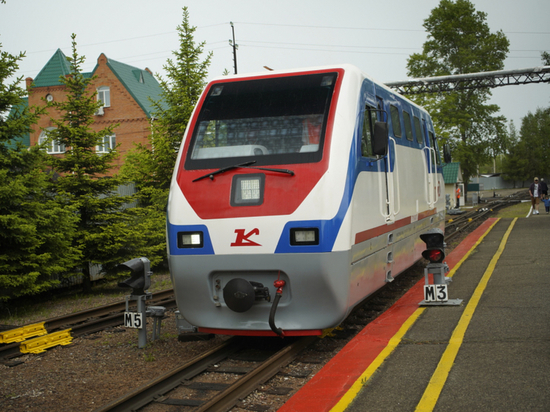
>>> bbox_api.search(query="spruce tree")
[122,7,212,266]
[0,44,80,300]
[46,35,139,291]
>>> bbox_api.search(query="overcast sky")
[1,0,548,128]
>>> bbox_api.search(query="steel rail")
[93,337,244,412]
[197,336,317,412]
[0,289,175,360]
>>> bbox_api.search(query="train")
[166,64,446,337]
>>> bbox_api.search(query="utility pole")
[229,22,238,75]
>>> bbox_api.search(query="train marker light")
[178,231,203,248]
[420,228,446,263]
[290,228,319,246]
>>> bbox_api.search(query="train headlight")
[178,231,203,248]
[231,174,264,206]
[290,228,319,245]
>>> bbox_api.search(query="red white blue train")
[167,64,445,337]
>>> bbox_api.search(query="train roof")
[208,64,429,114]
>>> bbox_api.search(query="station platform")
[279,216,550,411]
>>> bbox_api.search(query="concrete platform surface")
[280,217,550,412]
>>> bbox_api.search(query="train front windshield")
[184,72,338,170]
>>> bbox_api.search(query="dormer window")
[97,86,110,107]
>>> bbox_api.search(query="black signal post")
[118,257,153,348]
[419,229,462,306]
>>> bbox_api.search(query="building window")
[96,135,116,153]
[97,86,110,107]
[38,128,65,154]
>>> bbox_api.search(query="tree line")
[405,0,549,190]
[0,7,209,300]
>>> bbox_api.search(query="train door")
[362,97,395,282]
[422,119,440,208]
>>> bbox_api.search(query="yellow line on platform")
[446,218,500,279]
[330,308,425,412]
[415,218,517,412]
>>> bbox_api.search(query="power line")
[233,21,550,35]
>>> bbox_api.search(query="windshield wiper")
[240,165,295,176]
[193,161,257,182]
[192,161,295,182]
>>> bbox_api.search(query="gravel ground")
[0,274,327,412]
[0,275,232,412]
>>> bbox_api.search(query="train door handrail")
[390,137,401,217]
[379,137,401,222]
[422,146,438,208]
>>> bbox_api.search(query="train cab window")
[413,116,424,144]
[403,111,413,141]
[185,72,338,170]
[390,105,401,138]
[428,130,441,164]
[361,105,378,157]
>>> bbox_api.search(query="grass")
[0,273,173,326]
[493,200,533,218]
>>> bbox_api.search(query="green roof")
[5,97,30,148]
[32,50,165,117]
[442,162,461,184]
[32,49,72,87]
[102,57,165,117]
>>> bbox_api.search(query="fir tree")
[122,7,212,266]
[0,44,80,300]
[45,34,142,291]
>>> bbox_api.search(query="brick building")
[23,49,165,174]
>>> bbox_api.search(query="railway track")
[0,289,176,360]
[95,335,316,412]
[92,262,426,412]
[445,190,528,241]
[90,193,531,411]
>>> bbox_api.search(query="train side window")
[403,111,413,141]
[361,105,378,157]
[390,105,401,138]
[414,116,424,144]
[428,130,441,164]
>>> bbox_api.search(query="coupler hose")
[269,280,286,337]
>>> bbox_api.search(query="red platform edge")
[278,218,499,412]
